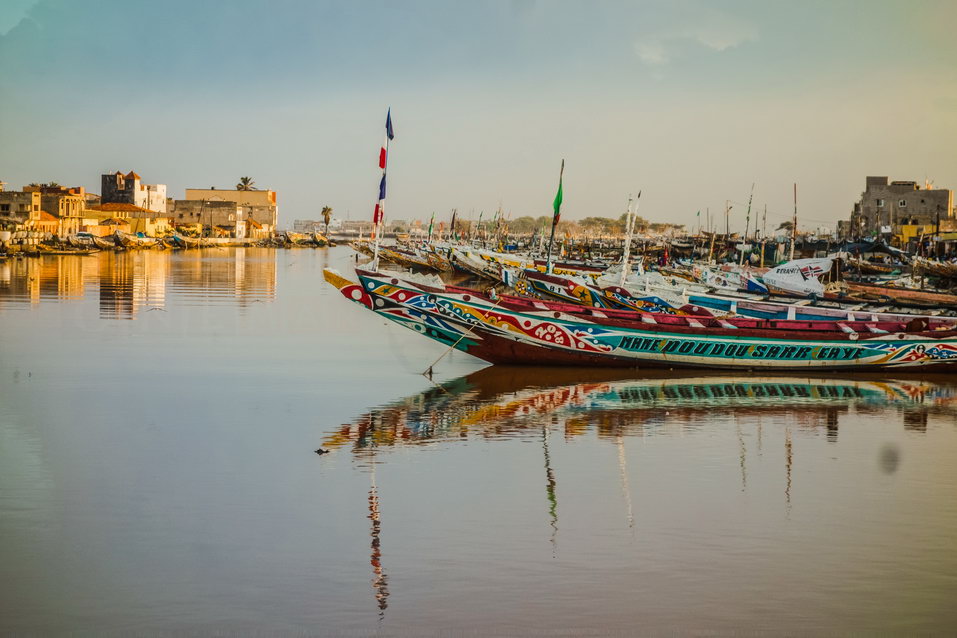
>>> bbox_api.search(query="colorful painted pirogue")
[325,268,957,370]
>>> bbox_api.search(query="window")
[33,204,39,211]
[179,214,183,219]
[898,199,907,207]
[0,204,8,212]
[876,198,885,207]
[228,214,235,221]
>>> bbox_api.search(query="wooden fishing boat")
[845,257,901,276]
[913,257,957,280]
[92,235,117,249]
[838,281,957,309]
[113,230,158,248]
[67,233,95,248]
[523,269,684,314]
[449,248,503,281]
[284,231,314,246]
[379,246,439,271]
[325,268,957,370]
[424,250,453,272]
[172,233,203,249]
[350,241,376,258]
[525,268,955,326]
[36,246,99,256]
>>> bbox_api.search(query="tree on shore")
[236,176,255,191]
[321,206,333,234]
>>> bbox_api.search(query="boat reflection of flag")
[542,425,558,552]
[368,460,389,616]
[785,426,793,514]
[617,436,635,531]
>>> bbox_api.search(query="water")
[2,247,956,634]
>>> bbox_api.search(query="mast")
[544,160,565,274]
[790,183,797,261]
[740,183,754,266]
[760,204,767,268]
[620,192,640,286]
[725,200,731,239]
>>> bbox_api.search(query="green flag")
[552,160,564,223]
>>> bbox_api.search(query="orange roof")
[125,171,141,180]
[101,217,129,225]
[90,202,151,213]
[247,219,263,229]
[38,211,58,221]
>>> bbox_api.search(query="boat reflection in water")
[323,368,957,616]
[323,368,957,457]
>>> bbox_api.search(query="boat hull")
[327,269,957,371]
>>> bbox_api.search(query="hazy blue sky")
[1,0,955,231]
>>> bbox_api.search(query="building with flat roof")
[102,171,167,214]
[183,187,277,235]
[849,176,953,238]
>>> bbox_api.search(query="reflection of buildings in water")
[0,255,96,307]
[93,248,278,319]
[98,251,168,319]
[167,248,276,307]
[99,252,134,319]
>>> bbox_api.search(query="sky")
[1,0,955,232]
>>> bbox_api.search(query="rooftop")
[90,202,151,213]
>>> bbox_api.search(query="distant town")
[1,172,954,253]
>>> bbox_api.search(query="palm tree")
[236,176,255,191]
[321,206,333,234]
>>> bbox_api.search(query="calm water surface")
[1,247,956,635]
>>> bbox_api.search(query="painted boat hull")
[327,269,957,371]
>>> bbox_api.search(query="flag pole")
[372,133,389,271]
[545,159,564,274]
[372,109,393,271]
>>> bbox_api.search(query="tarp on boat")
[829,241,910,260]
[762,258,833,297]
